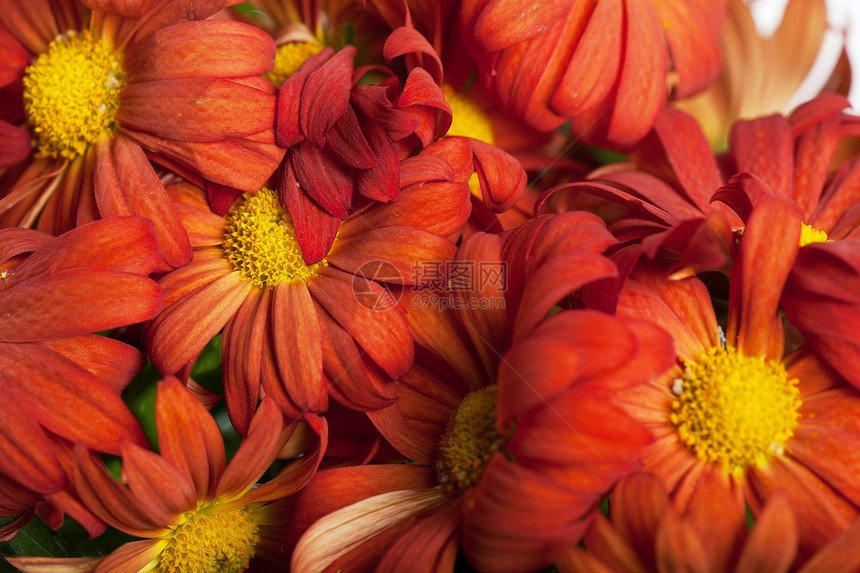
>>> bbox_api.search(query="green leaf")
[3,514,67,559]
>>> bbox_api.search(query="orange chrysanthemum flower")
[7,377,326,573]
[0,216,163,536]
[559,471,860,573]
[614,195,860,553]
[459,0,726,147]
[286,213,675,572]
[145,156,469,435]
[0,0,284,268]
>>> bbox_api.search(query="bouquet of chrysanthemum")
[2,0,860,571]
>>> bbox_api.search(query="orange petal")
[0,342,146,453]
[222,289,267,437]
[271,281,326,414]
[94,136,192,269]
[118,78,276,142]
[125,20,274,82]
[119,442,196,528]
[156,377,226,501]
[0,268,162,343]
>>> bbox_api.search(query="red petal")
[551,0,622,116]
[0,396,66,495]
[326,106,377,169]
[726,194,800,359]
[3,216,162,289]
[119,442,196,528]
[730,115,794,199]
[472,0,570,52]
[0,120,30,168]
[0,27,28,86]
[80,0,140,17]
[469,138,526,212]
[376,500,460,573]
[126,129,285,194]
[606,0,669,146]
[318,307,397,411]
[383,27,444,85]
[146,272,251,375]
[38,334,146,395]
[276,48,333,147]
[655,0,723,98]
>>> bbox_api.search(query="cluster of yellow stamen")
[442,84,495,145]
[670,345,802,474]
[222,188,327,289]
[22,30,124,159]
[159,505,260,573]
[436,386,513,493]
[264,41,323,87]
[799,222,831,247]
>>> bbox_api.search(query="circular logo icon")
[351,260,403,311]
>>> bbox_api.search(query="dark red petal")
[290,142,352,219]
[0,120,30,168]
[279,159,340,265]
[469,138,526,212]
[276,48,334,147]
[326,106,377,169]
[300,46,355,149]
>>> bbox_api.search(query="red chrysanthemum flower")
[8,377,326,573]
[273,42,452,262]
[145,154,469,435]
[558,471,860,573]
[0,216,162,536]
[285,212,675,572]
[459,0,726,147]
[613,195,860,553]
[0,0,284,268]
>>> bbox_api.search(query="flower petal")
[125,20,275,82]
[156,377,226,501]
[0,268,162,342]
[270,281,326,414]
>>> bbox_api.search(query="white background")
[751,0,860,110]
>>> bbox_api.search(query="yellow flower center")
[22,30,124,159]
[670,346,801,474]
[436,386,512,493]
[442,84,495,145]
[222,187,327,288]
[264,41,323,87]
[160,505,260,573]
[799,223,830,247]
